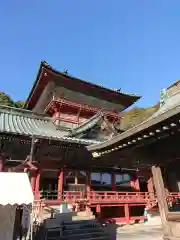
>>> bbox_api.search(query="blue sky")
[0,0,180,108]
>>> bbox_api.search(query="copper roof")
[0,105,99,145]
[68,111,104,137]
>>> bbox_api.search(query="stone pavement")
[105,223,163,240]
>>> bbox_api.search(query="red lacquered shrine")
[0,61,148,223]
[88,80,180,239]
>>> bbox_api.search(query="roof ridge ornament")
[63,69,68,75]
[160,88,167,107]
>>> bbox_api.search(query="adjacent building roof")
[0,105,99,145]
[68,111,104,137]
[150,90,180,118]
[87,89,180,156]
[24,61,141,110]
[68,110,121,141]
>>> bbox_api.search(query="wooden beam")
[11,155,37,172]
[151,165,169,236]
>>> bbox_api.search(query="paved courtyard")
[106,223,163,240]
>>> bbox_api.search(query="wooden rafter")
[11,155,38,172]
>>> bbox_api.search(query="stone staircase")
[45,219,110,240]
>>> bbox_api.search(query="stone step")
[63,219,99,226]
[63,227,103,236]
[46,227,102,238]
[45,227,109,240]
[59,232,109,240]
[46,230,108,240]
[72,215,95,221]
[62,223,101,231]
[79,237,109,240]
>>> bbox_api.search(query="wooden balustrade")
[63,191,83,202]
[33,190,180,206]
[88,191,149,203]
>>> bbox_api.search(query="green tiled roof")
[68,111,104,137]
[0,105,99,145]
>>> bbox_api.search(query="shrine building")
[0,61,153,223]
[88,80,180,239]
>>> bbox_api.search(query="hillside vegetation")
[0,91,159,130]
[0,92,25,108]
[121,104,159,130]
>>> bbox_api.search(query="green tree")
[15,101,25,108]
[0,92,15,107]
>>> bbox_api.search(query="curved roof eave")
[24,61,141,110]
[87,92,180,152]
[68,110,104,137]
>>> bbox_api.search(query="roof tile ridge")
[0,105,51,121]
[42,61,141,98]
[69,110,104,133]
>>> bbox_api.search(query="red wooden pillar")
[124,204,130,223]
[111,172,116,191]
[58,168,64,200]
[30,171,37,192]
[96,204,101,220]
[86,171,91,199]
[0,155,4,172]
[34,170,41,200]
[130,174,140,191]
[135,176,140,191]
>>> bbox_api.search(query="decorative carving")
[99,116,118,139]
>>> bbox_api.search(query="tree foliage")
[121,103,160,130]
[15,101,26,108]
[0,92,15,107]
[0,92,25,108]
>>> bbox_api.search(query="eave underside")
[85,88,180,168]
[86,129,180,170]
[1,133,138,171]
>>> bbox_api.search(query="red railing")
[63,191,83,202]
[88,191,149,203]
[166,192,180,205]
[37,190,150,203]
[168,192,180,198]
[45,97,121,118]
[35,190,180,206]
[37,190,84,202]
